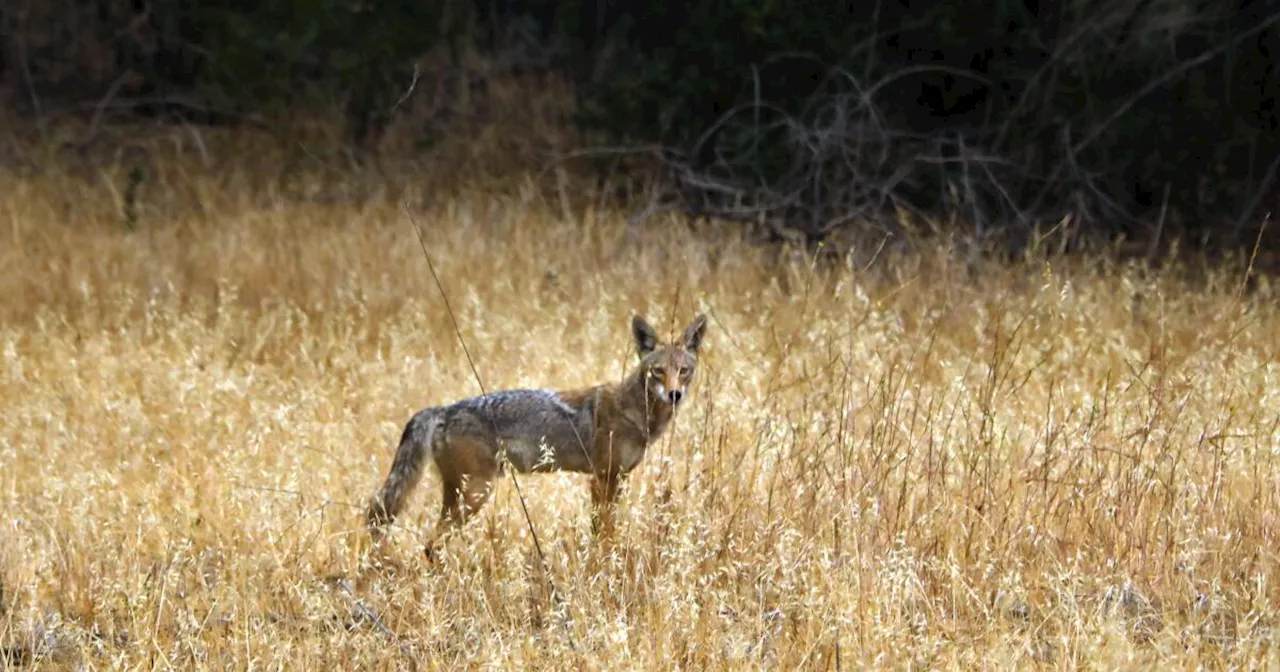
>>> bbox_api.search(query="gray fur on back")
[443,389,597,473]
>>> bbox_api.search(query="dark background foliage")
[3,0,1278,253]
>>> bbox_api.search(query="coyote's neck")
[618,368,674,441]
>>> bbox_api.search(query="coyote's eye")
[678,366,690,376]
[651,368,665,377]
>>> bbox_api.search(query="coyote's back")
[366,313,709,555]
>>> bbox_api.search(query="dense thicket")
[3,0,1277,251]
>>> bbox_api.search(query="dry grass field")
[2,123,1280,669]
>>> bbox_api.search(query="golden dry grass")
[2,126,1280,670]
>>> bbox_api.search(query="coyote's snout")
[366,313,709,555]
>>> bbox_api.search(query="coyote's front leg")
[590,473,623,537]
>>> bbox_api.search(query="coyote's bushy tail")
[367,411,440,538]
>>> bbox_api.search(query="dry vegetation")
[2,120,1280,670]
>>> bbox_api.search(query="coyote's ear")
[682,314,709,353]
[632,315,659,358]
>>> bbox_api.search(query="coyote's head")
[632,313,709,406]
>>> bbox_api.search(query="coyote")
[366,313,709,554]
